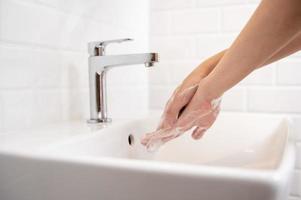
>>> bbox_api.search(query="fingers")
[191,100,221,140]
[173,100,213,133]
[172,95,221,138]
[141,128,183,151]
[157,84,198,130]
[191,127,207,140]
[141,85,222,150]
[141,128,176,145]
[141,102,221,150]
[156,86,181,129]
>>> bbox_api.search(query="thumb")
[157,84,198,130]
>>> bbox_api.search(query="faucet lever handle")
[88,38,133,56]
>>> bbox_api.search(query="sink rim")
[0,112,295,187]
[0,141,294,188]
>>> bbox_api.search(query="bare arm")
[155,31,301,137]
[142,0,301,147]
[185,31,301,89]
[261,32,301,66]
[199,0,301,99]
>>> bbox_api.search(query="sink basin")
[0,113,295,200]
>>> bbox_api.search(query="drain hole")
[128,134,134,146]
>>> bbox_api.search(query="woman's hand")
[170,80,222,140]
[142,0,301,151]
[155,50,225,132]
[141,51,225,151]
[141,79,221,151]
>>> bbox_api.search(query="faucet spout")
[89,53,158,72]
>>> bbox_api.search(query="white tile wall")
[297,143,301,169]
[0,0,300,198]
[291,170,301,197]
[0,0,150,131]
[248,87,301,113]
[278,60,301,85]
[196,34,235,60]
[240,64,276,85]
[170,8,220,34]
[151,0,195,10]
[150,36,197,60]
[221,5,256,32]
[149,0,301,199]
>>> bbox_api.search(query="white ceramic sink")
[0,113,295,200]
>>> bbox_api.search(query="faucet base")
[87,118,112,124]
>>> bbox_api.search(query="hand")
[141,51,225,151]
[170,82,222,140]
[141,79,221,151]
[155,50,225,132]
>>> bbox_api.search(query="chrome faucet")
[87,38,159,124]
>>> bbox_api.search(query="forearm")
[181,50,226,87]
[193,50,226,78]
[199,0,301,99]
[259,32,301,67]
[191,32,301,85]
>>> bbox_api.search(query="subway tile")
[196,34,235,60]
[33,50,63,88]
[296,143,301,169]
[150,11,170,36]
[0,45,35,88]
[0,0,150,131]
[151,0,196,10]
[147,59,200,88]
[169,60,200,85]
[149,84,246,112]
[291,117,301,142]
[221,5,257,32]
[149,86,175,110]
[0,43,91,90]
[107,65,148,87]
[27,0,149,31]
[0,90,34,131]
[240,64,275,85]
[0,65,34,89]
[0,0,141,51]
[291,51,301,58]
[148,62,172,85]
[31,90,63,125]
[0,44,69,89]
[247,0,262,4]
[0,0,71,48]
[290,170,301,196]
[170,8,220,34]
[277,60,301,85]
[108,85,149,119]
[196,0,249,6]
[61,88,89,121]
[61,52,88,89]
[64,86,149,121]
[150,36,197,61]
[0,95,3,131]
[221,86,246,111]
[247,88,301,113]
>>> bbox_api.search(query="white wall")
[0,0,150,131]
[149,0,301,199]
[0,0,300,198]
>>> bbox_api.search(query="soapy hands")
[141,83,221,151]
[141,53,224,151]
[141,0,301,151]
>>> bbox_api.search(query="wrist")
[195,50,227,79]
[197,78,223,101]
